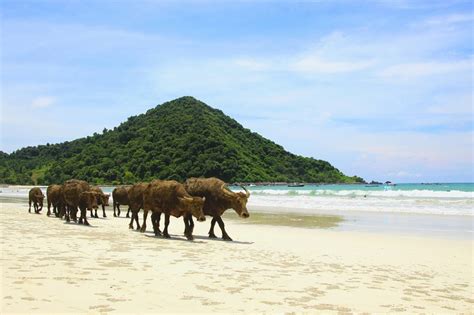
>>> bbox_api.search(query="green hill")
[0,96,364,185]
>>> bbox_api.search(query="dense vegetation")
[0,97,364,185]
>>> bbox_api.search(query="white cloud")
[292,56,375,74]
[31,96,56,108]
[421,13,473,27]
[233,58,270,71]
[388,171,422,178]
[378,59,472,78]
[289,32,376,74]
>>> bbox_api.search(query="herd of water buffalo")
[27,177,251,241]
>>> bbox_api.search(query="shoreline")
[1,202,473,313]
[2,193,473,240]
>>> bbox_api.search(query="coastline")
[1,200,473,313]
[2,184,473,239]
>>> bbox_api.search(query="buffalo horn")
[241,185,250,198]
[221,183,234,196]
[180,196,194,202]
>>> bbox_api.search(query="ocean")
[232,183,473,239]
[231,183,474,216]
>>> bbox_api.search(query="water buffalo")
[128,182,149,230]
[28,187,44,214]
[89,186,110,218]
[62,179,97,225]
[46,184,63,217]
[184,177,250,241]
[112,186,131,217]
[141,180,206,240]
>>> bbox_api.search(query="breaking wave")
[248,189,473,199]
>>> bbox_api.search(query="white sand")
[1,202,473,314]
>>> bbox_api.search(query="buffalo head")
[179,196,206,222]
[36,194,45,211]
[221,184,250,218]
[101,193,110,206]
[80,191,99,210]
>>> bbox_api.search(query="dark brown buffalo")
[89,186,110,218]
[28,187,44,214]
[184,177,250,241]
[127,182,149,230]
[78,191,100,224]
[62,179,97,225]
[46,184,64,217]
[141,180,206,240]
[112,186,131,217]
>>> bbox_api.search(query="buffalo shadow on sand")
[144,233,207,243]
[62,221,99,228]
[192,235,253,245]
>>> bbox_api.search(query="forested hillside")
[0,97,364,185]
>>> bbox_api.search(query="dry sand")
[1,202,473,314]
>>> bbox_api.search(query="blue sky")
[1,0,472,182]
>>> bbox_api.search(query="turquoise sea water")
[238,182,474,193]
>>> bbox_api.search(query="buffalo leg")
[184,214,195,238]
[128,209,140,230]
[208,217,218,238]
[217,217,232,241]
[183,215,188,234]
[71,206,78,222]
[163,214,171,238]
[28,200,32,213]
[152,212,161,236]
[184,215,194,241]
[80,207,90,226]
[89,209,94,218]
[102,205,107,218]
[189,216,195,235]
[157,212,161,230]
[78,207,83,224]
[64,205,70,222]
[140,209,149,233]
[134,211,140,231]
[47,200,51,216]
[128,211,134,229]
[58,204,65,219]
[126,207,131,218]
[114,202,119,217]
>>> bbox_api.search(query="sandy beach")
[1,201,473,314]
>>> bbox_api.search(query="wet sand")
[1,202,473,313]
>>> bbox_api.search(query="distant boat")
[288,183,305,187]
